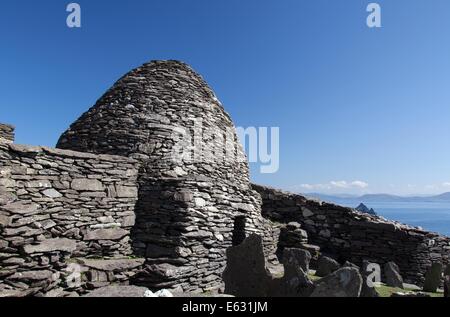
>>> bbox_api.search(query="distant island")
[306,192,450,203]
[355,203,377,216]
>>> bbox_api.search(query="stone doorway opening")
[232,216,247,246]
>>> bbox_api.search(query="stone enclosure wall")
[0,141,140,296]
[0,124,15,144]
[253,184,450,285]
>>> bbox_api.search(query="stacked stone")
[0,124,14,143]
[252,184,450,285]
[75,258,145,291]
[261,220,282,264]
[280,222,308,246]
[0,142,140,296]
[276,222,320,263]
[56,60,266,293]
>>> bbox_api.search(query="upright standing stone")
[270,262,314,297]
[444,264,450,277]
[360,260,380,297]
[384,261,404,289]
[223,235,272,297]
[444,275,450,298]
[269,248,315,297]
[316,256,340,277]
[310,267,363,297]
[423,262,443,293]
[282,248,312,273]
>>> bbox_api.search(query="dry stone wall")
[0,142,140,296]
[0,124,14,144]
[253,184,450,285]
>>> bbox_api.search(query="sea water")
[338,201,450,237]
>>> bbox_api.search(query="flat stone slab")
[71,178,104,191]
[9,270,54,281]
[77,258,145,271]
[1,202,39,215]
[311,267,363,297]
[84,228,128,241]
[22,238,77,254]
[0,288,39,298]
[83,285,151,297]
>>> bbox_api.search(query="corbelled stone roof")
[57,60,250,184]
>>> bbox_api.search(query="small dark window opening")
[232,216,247,246]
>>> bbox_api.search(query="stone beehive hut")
[56,60,270,292]
[1,60,449,297]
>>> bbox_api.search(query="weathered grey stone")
[223,235,272,297]
[22,238,77,254]
[423,262,443,293]
[444,264,450,276]
[11,214,50,228]
[359,260,379,297]
[115,185,137,198]
[83,285,150,297]
[122,215,136,227]
[71,179,104,191]
[444,275,449,298]
[42,188,62,198]
[26,180,52,188]
[0,215,11,227]
[0,189,16,205]
[343,261,359,270]
[270,249,315,297]
[384,261,404,289]
[90,223,121,230]
[84,228,129,241]
[316,256,340,277]
[0,288,39,298]
[78,258,145,271]
[302,207,314,217]
[311,267,363,297]
[0,124,15,143]
[9,270,54,281]
[174,192,193,202]
[0,240,8,249]
[9,144,42,154]
[282,248,311,273]
[1,202,39,215]
[44,288,66,298]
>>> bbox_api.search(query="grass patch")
[375,284,444,297]
[306,273,444,297]
[308,274,322,282]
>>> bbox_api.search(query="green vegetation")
[375,284,444,298]
[307,272,444,297]
[307,274,322,282]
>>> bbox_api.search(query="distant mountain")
[306,192,450,204]
[355,203,377,216]
[432,192,450,201]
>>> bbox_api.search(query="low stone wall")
[0,142,139,296]
[253,184,450,285]
[0,124,15,143]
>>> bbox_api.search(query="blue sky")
[1,0,450,195]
